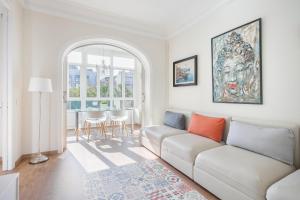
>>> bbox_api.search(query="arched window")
[66,45,142,112]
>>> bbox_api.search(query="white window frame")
[67,47,136,111]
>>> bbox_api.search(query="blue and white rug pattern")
[84,160,207,200]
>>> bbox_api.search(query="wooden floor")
[1,128,218,200]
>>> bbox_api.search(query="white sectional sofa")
[194,118,299,200]
[161,112,231,178]
[141,109,300,200]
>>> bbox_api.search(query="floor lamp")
[28,77,53,164]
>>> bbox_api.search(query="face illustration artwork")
[212,20,262,104]
[221,55,252,96]
[214,31,257,101]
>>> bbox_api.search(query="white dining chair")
[110,110,128,137]
[83,111,107,142]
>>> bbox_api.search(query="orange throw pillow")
[188,114,225,142]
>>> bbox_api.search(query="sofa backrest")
[232,117,300,169]
[166,108,300,168]
[166,108,231,142]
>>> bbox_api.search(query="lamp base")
[29,153,49,164]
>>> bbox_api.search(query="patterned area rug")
[84,160,207,200]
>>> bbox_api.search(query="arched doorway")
[58,38,151,152]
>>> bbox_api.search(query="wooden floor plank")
[1,128,218,200]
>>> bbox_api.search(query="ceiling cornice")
[1,0,11,9]
[23,0,167,40]
[22,0,235,40]
[167,0,235,39]
[17,0,24,7]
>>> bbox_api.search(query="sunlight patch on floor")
[67,135,78,142]
[126,140,135,145]
[88,142,136,166]
[68,143,109,173]
[100,145,112,149]
[111,138,123,142]
[128,147,158,160]
[102,152,136,166]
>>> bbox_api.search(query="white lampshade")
[28,77,53,93]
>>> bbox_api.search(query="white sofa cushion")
[232,117,300,168]
[141,125,187,156]
[227,120,295,165]
[142,125,187,145]
[267,169,300,200]
[161,134,222,163]
[194,145,295,200]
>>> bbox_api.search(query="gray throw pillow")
[164,111,186,130]
[227,121,295,165]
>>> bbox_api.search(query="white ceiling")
[23,0,232,39]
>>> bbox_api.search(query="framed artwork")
[212,18,262,104]
[173,55,198,87]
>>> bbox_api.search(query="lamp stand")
[29,92,49,164]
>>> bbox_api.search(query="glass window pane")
[86,67,97,97]
[100,68,110,97]
[67,51,82,63]
[113,57,135,70]
[113,70,123,97]
[99,100,110,110]
[112,100,123,110]
[87,55,100,65]
[101,56,111,66]
[67,101,81,110]
[88,55,111,66]
[86,101,99,110]
[124,100,134,109]
[125,70,133,98]
[68,65,80,97]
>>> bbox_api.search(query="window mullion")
[110,54,114,110]
[67,64,70,100]
[133,59,137,106]
[122,70,125,109]
[81,49,87,110]
[97,65,100,101]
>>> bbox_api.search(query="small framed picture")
[173,55,198,87]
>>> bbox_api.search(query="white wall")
[2,0,24,168]
[7,0,23,168]
[10,0,24,168]
[22,10,168,154]
[168,0,300,125]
